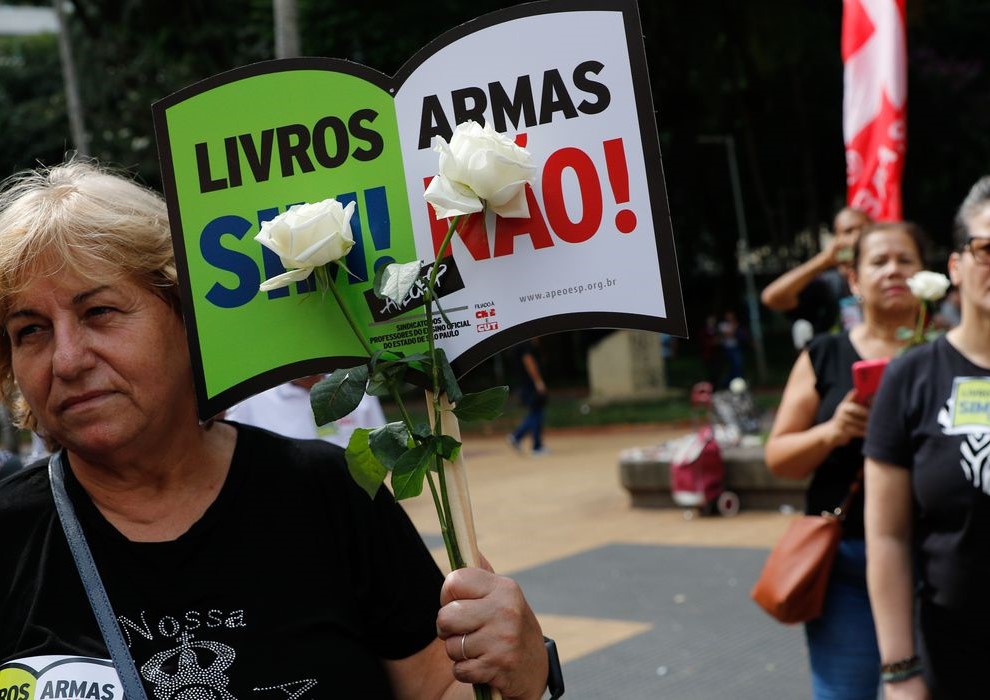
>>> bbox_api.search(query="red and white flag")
[842,0,907,221]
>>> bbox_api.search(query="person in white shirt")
[226,375,386,448]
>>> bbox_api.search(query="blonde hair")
[0,159,179,432]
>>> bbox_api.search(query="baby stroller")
[669,382,740,519]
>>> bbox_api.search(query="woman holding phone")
[864,177,990,699]
[764,222,926,700]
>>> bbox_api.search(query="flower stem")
[425,471,459,567]
[325,265,376,358]
[424,215,465,571]
[424,216,460,401]
[435,452,464,570]
[389,386,417,435]
[426,216,497,700]
[914,303,928,345]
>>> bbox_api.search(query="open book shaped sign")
[153,0,685,420]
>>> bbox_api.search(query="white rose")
[424,120,537,220]
[906,271,951,301]
[256,199,356,292]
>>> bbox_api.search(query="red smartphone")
[852,358,889,405]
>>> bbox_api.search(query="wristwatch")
[544,636,564,699]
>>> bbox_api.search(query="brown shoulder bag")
[750,470,863,624]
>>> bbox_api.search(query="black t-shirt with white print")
[864,335,990,613]
[0,423,444,700]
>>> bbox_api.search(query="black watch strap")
[544,636,564,699]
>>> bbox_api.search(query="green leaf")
[435,434,462,463]
[344,429,387,499]
[453,386,509,421]
[368,349,387,368]
[435,348,463,404]
[369,422,411,469]
[380,352,431,367]
[367,363,407,397]
[311,365,368,425]
[375,260,422,304]
[411,422,434,440]
[390,443,433,500]
[365,377,393,397]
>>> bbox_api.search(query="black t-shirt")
[805,332,866,538]
[0,423,444,699]
[864,336,990,613]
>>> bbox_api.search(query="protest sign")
[153,0,684,419]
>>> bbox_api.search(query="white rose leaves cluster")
[906,271,951,302]
[424,120,537,220]
[255,199,356,291]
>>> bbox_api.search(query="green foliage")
[452,386,508,422]
[368,421,411,469]
[344,428,387,499]
[434,349,463,404]
[0,35,69,174]
[311,365,368,424]
[390,442,433,500]
[374,260,421,303]
[434,434,462,463]
[365,350,432,398]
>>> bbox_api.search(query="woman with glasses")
[864,175,990,699]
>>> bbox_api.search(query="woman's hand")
[436,567,548,700]
[883,675,930,700]
[826,389,870,447]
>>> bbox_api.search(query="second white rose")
[906,270,951,301]
[424,120,537,220]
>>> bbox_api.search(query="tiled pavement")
[401,424,812,699]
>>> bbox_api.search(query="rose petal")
[288,230,355,267]
[488,185,531,219]
[258,266,315,292]
[424,175,483,220]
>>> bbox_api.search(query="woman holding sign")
[0,160,554,700]
[764,221,926,700]
[864,177,990,699]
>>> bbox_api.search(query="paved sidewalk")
[400,424,813,699]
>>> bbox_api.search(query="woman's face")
[850,228,923,315]
[3,264,194,460]
[950,203,990,315]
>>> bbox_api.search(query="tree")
[0,33,72,175]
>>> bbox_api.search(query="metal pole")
[699,135,768,383]
[273,0,300,58]
[52,0,88,156]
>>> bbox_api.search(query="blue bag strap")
[49,451,149,700]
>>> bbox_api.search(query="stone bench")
[618,442,809,511]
